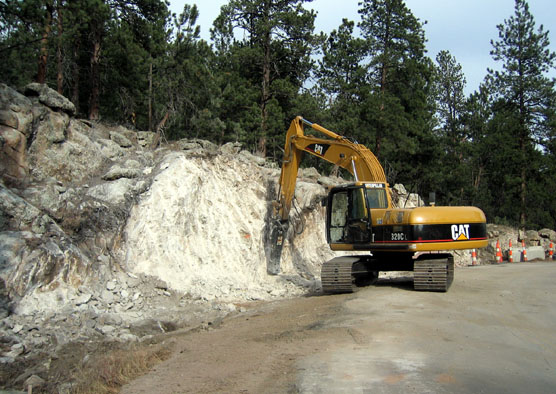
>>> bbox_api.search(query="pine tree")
[317,19,367,102]
[159,5,221,141]
[487,0,556,228]
[0,0,56,86]
[314,19,370,145]
[461,86,492,208]
[433,50,466,142]
[358,0,435,190]
[431,50,469,204]
[101,0,172,128]
[212,0,317,157]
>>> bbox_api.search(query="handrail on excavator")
[298,117,345,141]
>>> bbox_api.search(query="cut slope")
[122,151,333,301]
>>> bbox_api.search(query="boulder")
[75,293,91,306]
[87,178,135,205]
[524,230,541,246]
[0,85,33,179]
[137,131,155,147]
[33,106,69,144]
[0,125,28,179]
[24,83,75,115]
[392,183,424,208]
[300,167,320,180]
[99,138,126,159]
[0,84,34,135]
[177,140,203,151]
[239,150,266,166]
[109,130,133,148]
[115,126,137,143]
[510,246,546,261]
[102,165,142,181]
[28,118,105,183]
[220,142,242,155]
[538,228,556,242]
[0,183,60,234]
[192,138,218,152]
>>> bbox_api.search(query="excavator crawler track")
[321,257,358,294]
[414,255,454,292]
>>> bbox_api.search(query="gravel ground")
[122,261,556,393]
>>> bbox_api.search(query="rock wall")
[0,84,341,376]
[119,150,330,302]
[0,84,333,321]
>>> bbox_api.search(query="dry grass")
[71,344,172,394]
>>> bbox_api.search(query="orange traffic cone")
[549,242,554,260]
[520,240,527,262]
[471,249,478,266]
[496,240,503,263]
[508,240,513,263]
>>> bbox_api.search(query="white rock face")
[392,183,424,208]
[122,152,333,302]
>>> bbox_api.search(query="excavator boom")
[276,117,390,221]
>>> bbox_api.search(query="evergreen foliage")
[358,0,436,191]
[485,0,556,228]
[0,0,555,228]
[431,50,470,205]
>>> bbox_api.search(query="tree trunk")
[56,0,63,93]
[37,1,54,84]
[518,61,527,230]
[376,63,386,158]
[258,0,271,158]
[519,126,527,229]
[88,32,102,120]
[520,166,526,228]
[259,42,270,157]
[471,165,483,206]
[71,38,80,114]
[150,110,170,149]
[148,60,153,131]
[376,16,391,160]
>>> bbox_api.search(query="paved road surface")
[123,261,556,393]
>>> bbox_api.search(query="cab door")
[327,187,371,244]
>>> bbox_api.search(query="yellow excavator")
[270,117,488,292]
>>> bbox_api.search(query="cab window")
[365,188,388,209]
[350,188,367,219]
[329,191,348,242]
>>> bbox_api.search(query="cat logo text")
[451,224,470,241]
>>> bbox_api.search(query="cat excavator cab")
[271,117,488,292]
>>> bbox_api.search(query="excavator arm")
[266,117,391,274]
[275,116,390,221]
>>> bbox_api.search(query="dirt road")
[122,261,556,393]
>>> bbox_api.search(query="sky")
[168,0,556,95]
